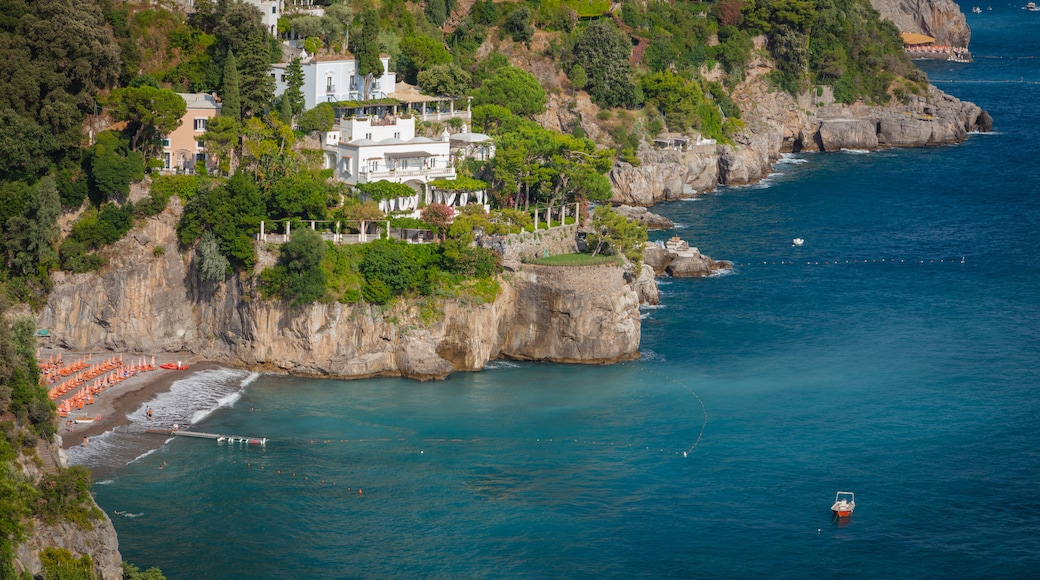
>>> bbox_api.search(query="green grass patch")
[529,253,622,266]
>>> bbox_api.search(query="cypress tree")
[279,95,292,125]
[221,50,242,120]
[285,57,305,115]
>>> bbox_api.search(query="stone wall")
[477,225,579,263]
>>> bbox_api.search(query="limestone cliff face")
[38,202,642,379]
[609,36,990,207]
[870,0,971,48]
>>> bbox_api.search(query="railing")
[325,85,336,94]
[362,167,455,180]
[417,110,472,122]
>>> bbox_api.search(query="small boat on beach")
[831,491,855,517]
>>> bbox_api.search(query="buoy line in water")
[731,256,967,267]
[640,367,709,459]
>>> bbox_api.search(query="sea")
[71,6,1040,579]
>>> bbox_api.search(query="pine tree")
[221,50,242,120]
[285,58,305,115]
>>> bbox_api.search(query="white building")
[323,115,454,213]
[271,54,396,111]
[243,0,282,36]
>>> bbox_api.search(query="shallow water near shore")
[83,10,1040,578]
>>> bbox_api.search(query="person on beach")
[82,437,88,447]
[147,407,153,420]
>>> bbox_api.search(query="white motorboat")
[792,238,804,246]
[831,491,856,517]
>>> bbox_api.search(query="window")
[370,160,378,172]
[162,138,170,148]
[365,133,372,140]
[194,118,207,131]
[280,74,286,83]
[196,141,205,149]
[163,152,171,170]
[393,132,400,139]
[272,6,277,13]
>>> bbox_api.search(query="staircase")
[36,440,60,475]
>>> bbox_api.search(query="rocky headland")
[870,0,971,48]
[37,201,644,382]
[609,36,990,207]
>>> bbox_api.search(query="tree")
[221,50,242,120]
[399,36,453,84]
[284,58,305,117]
[572,20,640,108]
[261,227,327,306]
[420,203,454,241]
[195,231,229,281]
[215,2,275,118]
[108,86,187,157]
[585,205,647,267]
[297,103,336,133]
[503,6,533,43]
[201,115,239,175]
[640,71,703,132]
[471,67,546,117]
[352,10,384,100]
[569,65,587,91]
[426,0,448,25]
[417,63,472,97]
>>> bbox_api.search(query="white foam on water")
[640,349,663,362]
[777,153,809,164]
[680,197,702,202]
[94,479,113,485]
[709,268,737,278]
[484,360,523,369]
[68,367,255,473]
[840,148,871,154]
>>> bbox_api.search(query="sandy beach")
[42,348,222,450]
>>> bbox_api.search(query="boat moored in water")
[831,491,856,517]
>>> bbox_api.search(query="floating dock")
[146,429,267,446]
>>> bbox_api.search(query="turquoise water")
[84,9,1040,579]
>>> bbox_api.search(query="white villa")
[271,53,396,111]
[324,115,453,213]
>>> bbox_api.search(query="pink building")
[161,93,221,174]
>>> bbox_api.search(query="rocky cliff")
[12,439,122,580]
[609,36,990,207]
[870,0,971,48]
[37,202,642,380]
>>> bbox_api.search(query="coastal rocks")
[645,238,733,278]
[14,518,123,580]
[870,0,971,48]
[395,331,454,381]
[609,143,720,206]
[634,264,660,306]
[818,119,879,150]
[612,205,675,229]
[718,123,783,186]
[499,264,641,363]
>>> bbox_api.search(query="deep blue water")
[84,9,1040,579]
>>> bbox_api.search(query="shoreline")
[43,348,221,450]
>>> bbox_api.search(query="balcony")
[325,85,336,94]
[360,166,456,182]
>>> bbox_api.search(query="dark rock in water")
[614,205,675,229]
[977,110,993,133]
[643,244,672,275]
[666,252,729,277]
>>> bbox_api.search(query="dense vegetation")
[0,0,928,309]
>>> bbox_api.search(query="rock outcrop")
[38,203,644,378]
[612,205,675,230]
[12,438,122,580]
[644,239,733,278]
[609,33,990,207]
[870,0,970,48]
